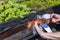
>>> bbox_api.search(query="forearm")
[45,32,60,39]
[34,25,56,39]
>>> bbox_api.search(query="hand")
[52,14,60,23]
[34,22,38,27]
[34,22,49,39]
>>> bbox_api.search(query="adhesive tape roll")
[42,14,52,19]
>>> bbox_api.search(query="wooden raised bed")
[0,23,28,40]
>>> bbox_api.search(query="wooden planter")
[0,23,28,40]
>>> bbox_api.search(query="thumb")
[34,22,38,25]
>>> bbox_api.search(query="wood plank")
[4,28,32,40]
[0,23,28,40]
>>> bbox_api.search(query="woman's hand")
[34,22,38,27]
[34,22,46,38]
[34,22,57,39]
[52,14,60,23]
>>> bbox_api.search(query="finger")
[34,22,38,25]
[34,22,38,27]
[52,18,57,23]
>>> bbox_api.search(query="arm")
[45,32,60,39]
[34,22,60,40]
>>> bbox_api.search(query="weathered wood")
[4,28,32,40]
[0,23,28,40]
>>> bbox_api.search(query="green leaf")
[0,5,3,11]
